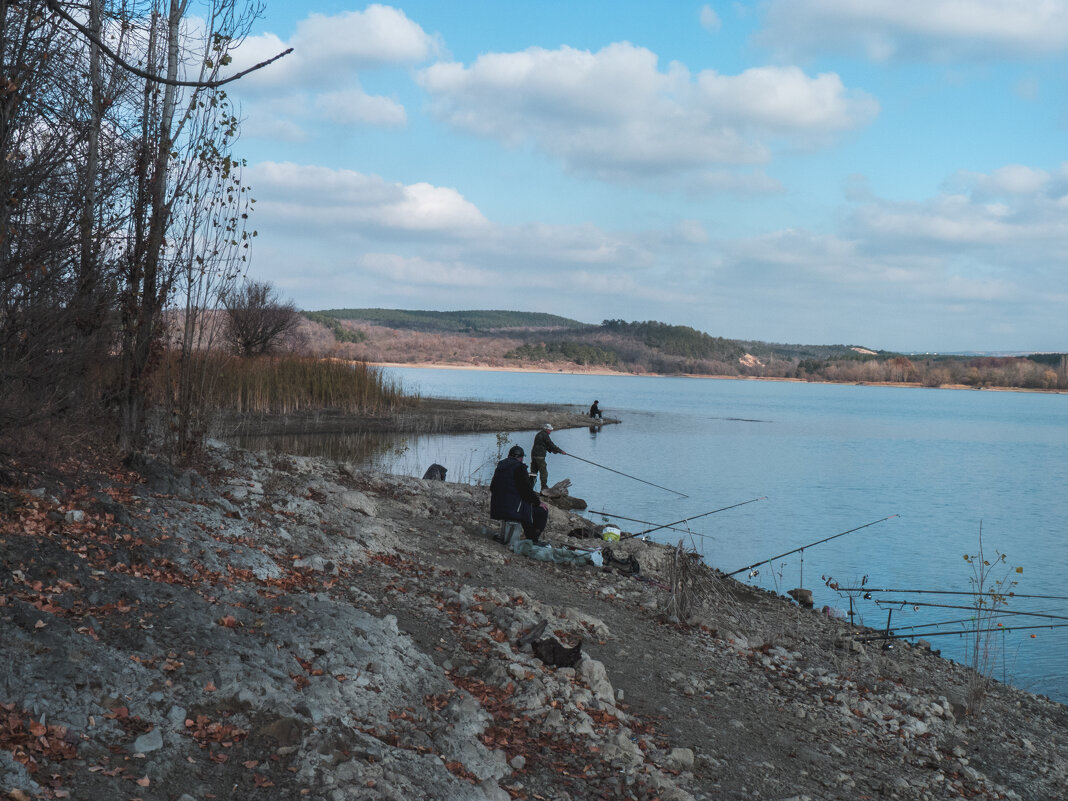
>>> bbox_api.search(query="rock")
[339,490,376,516]
[133,728,163,753]
[580,657,615,704]
[787,588,814,608]
[666,747,695,770]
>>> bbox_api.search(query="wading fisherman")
[490,445,548,542]
[531,423,567,494]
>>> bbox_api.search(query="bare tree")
[221,280,302,357]
[0,0,278,461]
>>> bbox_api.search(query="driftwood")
[541,479,587,511]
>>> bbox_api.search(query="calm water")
[250,368,1068,703]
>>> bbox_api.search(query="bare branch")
[44,0,292,88]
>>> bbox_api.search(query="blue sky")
[220,1,1068,353]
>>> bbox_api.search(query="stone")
[133,728,163,753]
[340,490,376,516]
[666,747,695,770]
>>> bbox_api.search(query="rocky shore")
[1,434,1065,801]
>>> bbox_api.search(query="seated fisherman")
[588,400,602,419]
[490,445,548,542]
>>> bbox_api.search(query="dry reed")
[150,352,409,415]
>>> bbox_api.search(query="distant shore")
[371,361,1066,394]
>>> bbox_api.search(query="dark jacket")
[489,456,538,522]
[531,429,562,459]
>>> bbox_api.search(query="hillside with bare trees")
[303,309,1068,391]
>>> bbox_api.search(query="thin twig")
[45,0,292,88]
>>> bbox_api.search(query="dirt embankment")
[216,397,619,437]
[1,439,1065,801]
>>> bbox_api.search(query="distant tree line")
[302,312,366,344]
[505,342,620,366]
[306,312,1068,392]
[316,308,582,333]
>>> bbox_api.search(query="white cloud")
[315,88,407,127]
[244,156,1068,351]
[247,162,488,234]
[758,0,1068,61]
[417,42,877,185]
[361,253,495,286]
[959,165,1051,197]
[227,6,437,136]
[700,5,722,32]
[232,5,439,88]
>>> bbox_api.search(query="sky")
[218,1,1068,353]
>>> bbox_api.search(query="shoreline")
[372,361,1067,394]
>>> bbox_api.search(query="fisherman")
[530,423,566,494]
[489,445,548,542]
[588,400,602,419]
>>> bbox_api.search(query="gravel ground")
[1,437,1065,801]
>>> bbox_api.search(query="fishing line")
[624,496,767,541]
[565,453,689,497]
[726,514,899,578]
[586,510,716,540]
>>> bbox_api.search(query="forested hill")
[301,309,1068,391]
[315,308,583,333]
[307,308,891,373]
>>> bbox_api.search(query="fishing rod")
[726,514,899,578]
[565,453,689,498]
[856,622,1068,642]
[586,510,717,540]
[873,599,1068,622]
[623,496,767,541]
[568,497,766,555]
[886,613,1021,632]
[829,587,1068,601]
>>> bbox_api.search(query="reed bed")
[153,352,411,415]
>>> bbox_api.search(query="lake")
[246,367,1068,704]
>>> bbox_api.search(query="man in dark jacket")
[490,445,548,542]
[588,400,602,419]
[530,423,566,493]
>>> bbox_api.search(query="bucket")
[601,525,621,542]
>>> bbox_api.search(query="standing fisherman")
[531,423,566,493]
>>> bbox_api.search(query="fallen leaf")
[135,776,150,787]
[34,619,46,629]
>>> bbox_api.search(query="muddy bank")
[0,444,1065,801]
[215,397,619,438]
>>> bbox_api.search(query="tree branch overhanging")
[44,0,291,88]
